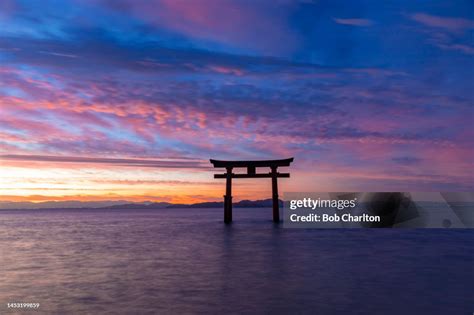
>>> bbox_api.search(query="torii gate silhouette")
[210,158,294,223]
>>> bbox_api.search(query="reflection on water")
[0,208,472,314]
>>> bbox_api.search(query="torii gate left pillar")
[210,158,294,223]
[224,167,232,223]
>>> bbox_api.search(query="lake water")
[0,208,472,314]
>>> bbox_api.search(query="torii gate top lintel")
[210,157,293,169]
[210,157,294,223]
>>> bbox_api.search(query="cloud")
[92,179,220,186]
[411,13,474,31]
[1,54,471,164]
[435,43,474,55]
[409,13,474,55]
[392,156,422,165]
[0,154,208,169]
[0,29,324,78]
[93,0,300,54]
[39,51,79,58]
[333,18,373,27]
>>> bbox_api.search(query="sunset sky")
[1,0,473,204]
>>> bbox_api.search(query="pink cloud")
[208,65,244,76]
[411,13,474,31]
[103,0,299,54]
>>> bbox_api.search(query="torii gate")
[210,158,294,223]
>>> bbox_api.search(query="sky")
[0,0,473,205]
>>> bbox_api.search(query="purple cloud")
[333,18,374,27]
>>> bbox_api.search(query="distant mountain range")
[0,199,283,210]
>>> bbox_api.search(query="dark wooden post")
[224,167,233,223]
[271,166,280,223]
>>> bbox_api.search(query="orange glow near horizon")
[0,161,282,204]
[3,156,468,205]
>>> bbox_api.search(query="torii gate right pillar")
[224,167,233,224]
[271,166,279,223]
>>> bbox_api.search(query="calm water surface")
[0,208,472,314]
